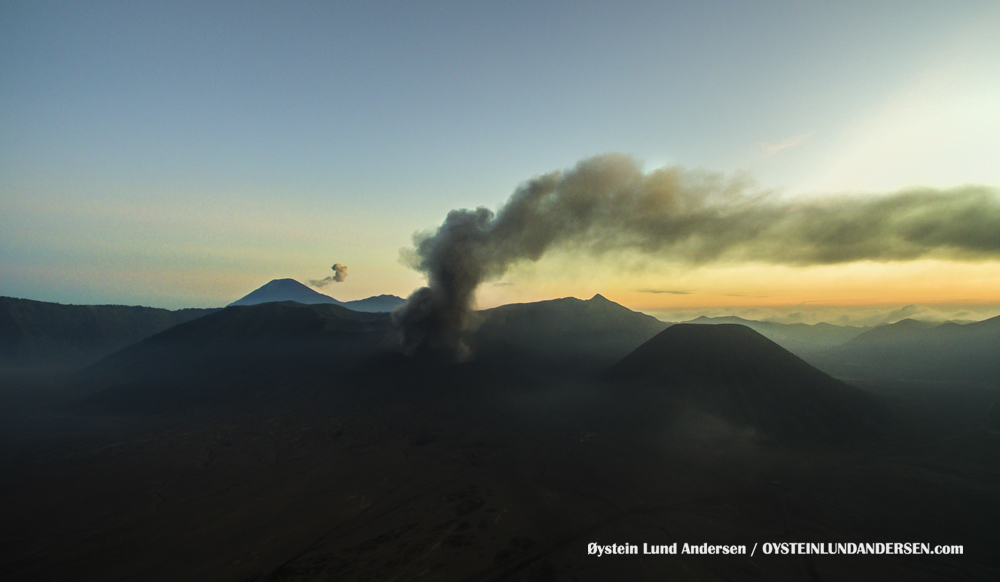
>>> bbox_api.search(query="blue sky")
[2,1,998,320]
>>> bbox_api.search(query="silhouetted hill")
[608,324,890,442]
[78,302,396,412]
[0,297,215,374]
[229,278,341,306]
[471,294,668,368]
[818,314,1000,383]
[229,279,405,312]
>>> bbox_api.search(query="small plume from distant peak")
[310,263,348,288]
[393,153,1000,361]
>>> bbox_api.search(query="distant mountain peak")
[266,278,302,287]
[229,279,341,307]
[589,293,611,302]
[229,279,405,313]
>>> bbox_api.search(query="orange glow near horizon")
[473,258,1000,312]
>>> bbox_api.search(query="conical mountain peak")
[610,323,889,442]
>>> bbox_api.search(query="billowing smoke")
[310,263,348,287]
[393,154,1000,359]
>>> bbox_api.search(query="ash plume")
[393,154,1000,359]
[310,263,348,287]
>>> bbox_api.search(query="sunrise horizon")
[3,1,998,323]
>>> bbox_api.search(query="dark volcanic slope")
[78,302,395,412]
[609,323,890,442]
[472,294,668,367]
[0,296,215,373]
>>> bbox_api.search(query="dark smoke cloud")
[310,263,348,287]
[393,154,1000,359]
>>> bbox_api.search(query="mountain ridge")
[471,294,669,368]
[0,296,216,374]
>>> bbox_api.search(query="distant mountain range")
[815,315,1000,384]
[67,297,893,443]
[5,288,998,389]
[680,315,871,354]
[16,288,992,442]
[229,279,406,313]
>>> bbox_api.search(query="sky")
[2,1,999,324]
